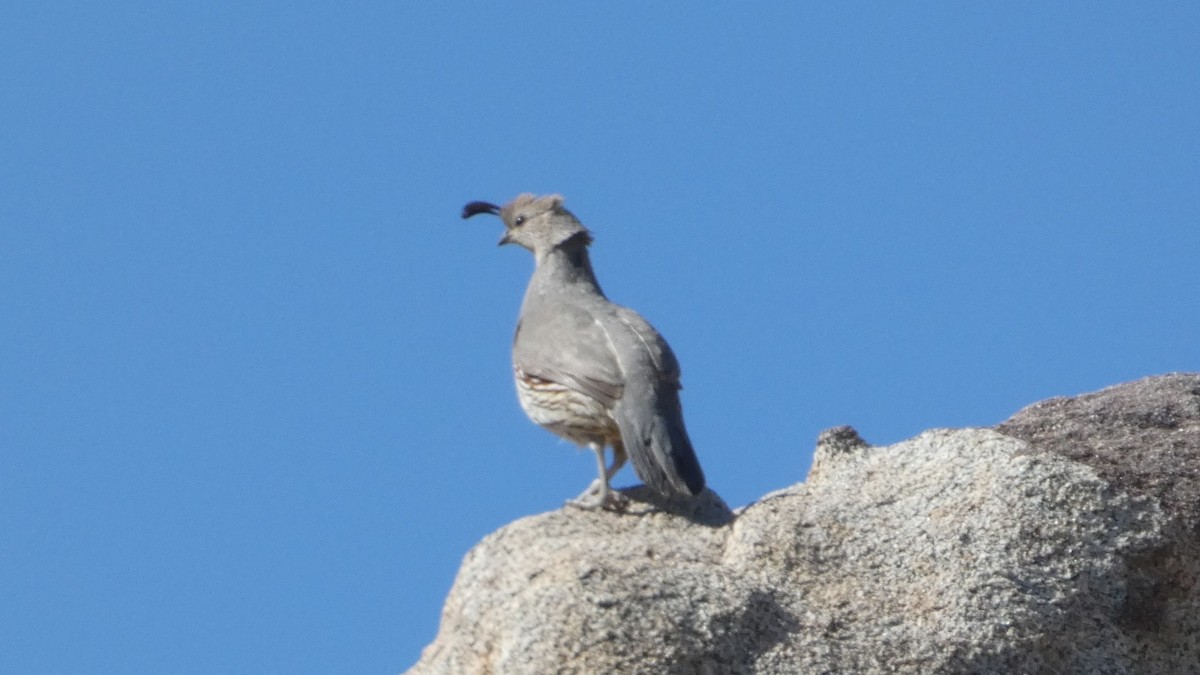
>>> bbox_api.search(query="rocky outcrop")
[408,374,1200,674]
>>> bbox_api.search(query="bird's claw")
[566,480,628,511]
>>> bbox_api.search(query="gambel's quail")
[462,194,706,509]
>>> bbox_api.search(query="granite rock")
[409,374,1200,674]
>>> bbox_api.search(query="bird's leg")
[567,442,626,510]
[607,441,627,480]
[567,442,610,509]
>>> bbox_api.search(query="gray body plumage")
[463,194,705,507]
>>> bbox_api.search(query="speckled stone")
[408,374,1200,674]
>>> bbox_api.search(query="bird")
[462,193,706,510]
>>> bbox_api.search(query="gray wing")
[512,301,624,406]
[611,306,681,384]
[607,306,706,497]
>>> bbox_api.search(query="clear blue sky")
[3,3,1197,672]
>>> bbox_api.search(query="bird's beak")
[498,230,514,246]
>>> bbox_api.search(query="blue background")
[3,3,1197,672]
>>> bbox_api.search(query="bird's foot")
[566,480,628,511]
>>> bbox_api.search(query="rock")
[408,374,1200,674]
[996,373,1200,658]
[996,372,1200,529]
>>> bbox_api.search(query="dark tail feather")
[656,390,705,495]
[616,384,706,497]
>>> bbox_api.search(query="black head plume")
[461,201,500,219]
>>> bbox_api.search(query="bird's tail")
[615,381,706,498]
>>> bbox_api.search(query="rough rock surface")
[409,374,1200,674]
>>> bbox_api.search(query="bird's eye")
[514,215,526,226]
